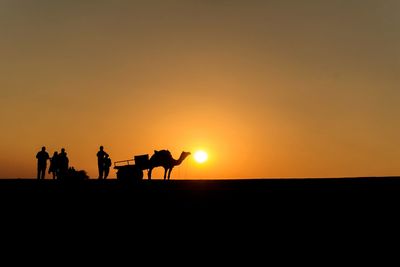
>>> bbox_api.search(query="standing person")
[104,154,112,179]
[58,148,69,179]
[36,146,50,180]
[97,146,108,179]
[48,151,59,179]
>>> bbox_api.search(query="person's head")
[61,148,65,153]
[53,151,58,156]
[100,146,104,151]
[42,146,46,151]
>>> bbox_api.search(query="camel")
[148,150,191,180]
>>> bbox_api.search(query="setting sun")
[194,150,208,164]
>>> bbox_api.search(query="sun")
[194,150,208,164]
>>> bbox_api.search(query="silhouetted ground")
[2,178,394,265]
[1,177,399,218]
[1,177,399,240]
[2,177,399,257]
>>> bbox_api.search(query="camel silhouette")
[148,150,191,180]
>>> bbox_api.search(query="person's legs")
[58,168,66,180]
[104,168,109,179]
[41,166,46,179]
[37,165,41,180]
[98,164,104,179]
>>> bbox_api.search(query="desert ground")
[1,177,398,251]
[1,177,399,217]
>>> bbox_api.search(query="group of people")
[36,146,111,180]
[36,147,69,180]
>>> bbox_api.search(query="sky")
[0,0,399,179]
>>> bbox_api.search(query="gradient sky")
[1,0,399,178]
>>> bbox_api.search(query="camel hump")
[151,149,172,159]
[154,149,170,154]
[159,150,172,156]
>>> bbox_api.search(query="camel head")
[178,151,191,164]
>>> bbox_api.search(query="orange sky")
[0,1,399,178]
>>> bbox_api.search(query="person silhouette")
[36,146,50,180]
[58,148,69,179]
[104,154,112,179]
[97,146,109,179]
[48,151,59,179]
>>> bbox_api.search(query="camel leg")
[163,169,167,180]
[148,168,152,180]
[167,168,172,180]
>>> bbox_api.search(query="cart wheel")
[132,167,144,180]
[116,168,128,181]
[117,165,143,182]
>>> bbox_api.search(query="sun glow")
[194,150,208,164]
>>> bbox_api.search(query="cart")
[114,154,149,181]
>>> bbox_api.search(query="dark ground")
[1,177,400,249]
[1,177,400,220]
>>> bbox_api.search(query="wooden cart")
[114,154,149,181]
